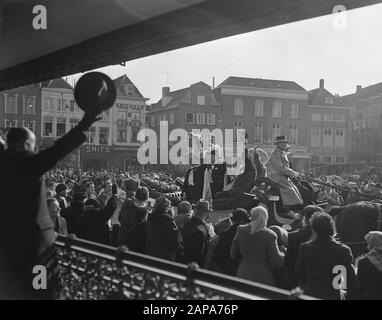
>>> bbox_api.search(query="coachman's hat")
[274,135,288,144]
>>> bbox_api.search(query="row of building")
[148,78,351,172]
[0,74,380,172]
[0,75,147,170]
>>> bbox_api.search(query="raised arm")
[23,114,99,177]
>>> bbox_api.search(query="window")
[118,110,127,120]
[335,112,345,122]
[254,99,264,117]
[289,124,298,145]
[323,128,333,147]
[43,97,54,112]
[272,100,281,118]
[197,95,205,105]
[69,119,79,130]
[117,128,127,142]
[233,121,243,129]
[254,122,263,144]
[23,120,36,132]
[207,114,215,125]
[150,116,155,127]
[43,117,53,137]
[335,156,345,163]
[23,96,36,114]
[169,112,175,125]
[132,112,140,121]
[183,93,191,103]
[290,102,299,119]
[123,84,134,96]
[335,129,345,148]
[101,110,110,122]
[56,118,66,137]
[85,127,96,144]
[196,113,205,125]
[323,113,334,121]
[57,98,65,112]
[311,128,321,147]
[99,128,109,145]
[4,119,17,129]
[325,96,334,104]
[5,94,17,114]
[233,98,243,116]
[69,100,75,112]
[271,123,281,141]
[323,156,332,163]
[132,128,140,142]
[186,113,195,124]
[312,113,321,121]
[311,155,321,163]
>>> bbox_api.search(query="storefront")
[112,146,139,172]
[40,138,80,169]
[81,145,112,170]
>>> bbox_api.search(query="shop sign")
[83,145,110,153]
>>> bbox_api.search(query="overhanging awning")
[0,0,381,90]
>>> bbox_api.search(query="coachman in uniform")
[266,136,303,213]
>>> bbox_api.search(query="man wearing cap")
[266,136,303,213]
[54,183,69,210]
[117,178,139,246]
[213,208,250,275]
[183,199,212,267]
[175,201,193,230]
[145,197,183,261]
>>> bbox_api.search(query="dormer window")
[123,84,134,96]
[325,96,334,104]
[197,95,205,106]
[183,93,191,103]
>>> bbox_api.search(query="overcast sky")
[70,3,382,104]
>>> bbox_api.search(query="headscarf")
[365,231,382,273]
[249,206,268,235]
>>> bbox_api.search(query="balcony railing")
[55,235,315,300]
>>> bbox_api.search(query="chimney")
[212,77,215,89]
[356,85,362,93]
[162,86,170,97]
[319,79,324,89]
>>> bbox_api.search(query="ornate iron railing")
[55,235,315,300]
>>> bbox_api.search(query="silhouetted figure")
[0,113,99,299]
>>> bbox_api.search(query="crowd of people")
[42,168,382,300]
[1,119,382,300]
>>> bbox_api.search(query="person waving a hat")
[266,136,303,214]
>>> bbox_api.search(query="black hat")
[231,208,250,223]
[74,72,116,114]
[274,135,288,144]
[85,199,99,209]
[55,183,67,194]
